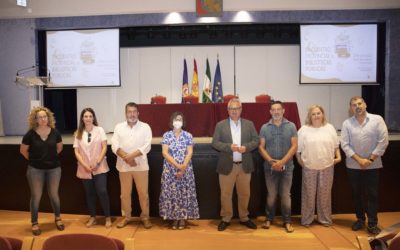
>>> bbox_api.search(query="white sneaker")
[105,217,112,229]
[86,217,97,227]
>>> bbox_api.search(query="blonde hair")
[305,104,327,126]
[27,106,56,130]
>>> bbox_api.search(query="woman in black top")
[20,107,64,236]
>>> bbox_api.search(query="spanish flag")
[192,58,199,98]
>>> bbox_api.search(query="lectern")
[15,66,51,109]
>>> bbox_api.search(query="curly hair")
[27,106,56,130]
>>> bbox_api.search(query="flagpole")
[233,46,236,96]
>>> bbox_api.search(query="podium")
[15,75,51,109]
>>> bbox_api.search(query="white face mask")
[173,120,183,129]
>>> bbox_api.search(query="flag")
[212,59,223,103]
[202,58,212,103]
[191,59,199,98]
[182,58,189,103]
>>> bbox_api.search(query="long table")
[138,102,301,137]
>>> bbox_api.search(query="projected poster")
[300,24,377,84]
[46,29,120,87]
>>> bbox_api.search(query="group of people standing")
[19,96,388,236]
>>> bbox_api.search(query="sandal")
[55,218,65,231]
[178,219,186,230]
[262,220,271,229]
[172,220,178,230]
[32,223,41,236]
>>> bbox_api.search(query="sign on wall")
[196,0,223,17]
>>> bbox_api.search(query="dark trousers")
[346,168,379,226]
[82,173,110,217]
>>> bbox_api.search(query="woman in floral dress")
[159,112,200,229]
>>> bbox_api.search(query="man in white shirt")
[341,96,389,235]
[111,102,153,229]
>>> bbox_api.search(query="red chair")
[42,234,124,250]
[183,95,199,104]
[255,94,271,103]
[223,94,237,103]
[151,95,166,104]
[0,237,22,250]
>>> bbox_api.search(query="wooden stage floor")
[0,210,399,250]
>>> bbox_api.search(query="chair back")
[388,233,400,250]
[0,237,12,250]
[223,95,236,103]
[183,95,199,104]
[42,234,120,250]
[0,236,22,250]
[151,95,166,104]
[255,94,271,103]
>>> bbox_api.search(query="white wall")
[1,0,399,19]
[78,45,360,133]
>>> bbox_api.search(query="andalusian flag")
[182,58,189,103]
[212,59,223,103]
[191,59,199,98]
[202,58,212,103]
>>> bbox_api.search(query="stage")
[0,210,399,250]
[1,133,400,219]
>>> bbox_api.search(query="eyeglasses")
[36,115,48,120]
[228,107,242,111]
[88,133,91,143]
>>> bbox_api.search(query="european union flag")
[212,59,223,103]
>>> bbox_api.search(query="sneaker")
[367,225,381,235]
[352,220,365,231]
[105,217,112,229]
[284,223,294,233]
[117,218,131,228]
[261,220,271,229]
[86,217,97,228]
[178,220,186,230]
[142,219,152,229]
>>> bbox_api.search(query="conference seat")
[0,236,24,250]
[223,94,237,103]
[183,95,199,104]
[150,95,167,104]
[255,94,271,103]
[42,234,124,250]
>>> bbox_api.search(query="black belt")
[233,161,242,164]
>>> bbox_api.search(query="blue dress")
[159,130,200,220]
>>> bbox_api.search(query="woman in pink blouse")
[73,108,111,228]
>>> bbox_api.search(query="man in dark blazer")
[212,98,259,231]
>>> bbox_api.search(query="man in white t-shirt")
[111,102,153,229]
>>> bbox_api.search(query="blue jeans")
[264,168,293,223]
[347,168,379,226]
[26,166,61,224]
[81,173,110,217]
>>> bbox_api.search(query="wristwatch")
[369,158,374,162]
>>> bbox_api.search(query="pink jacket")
[73,126,109,179]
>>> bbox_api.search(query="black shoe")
[240,220,257,229]
[367,225,381,235]
[351,220,365,231]
[217,221,230,231]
